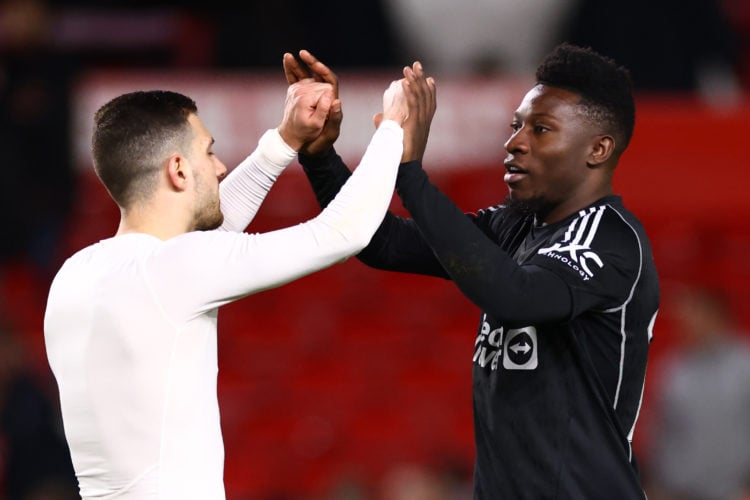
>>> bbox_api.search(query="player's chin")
[195,211,224,231]
[506,188,528,202]
[507,185,541,203]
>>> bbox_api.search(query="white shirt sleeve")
[154,119,404,316]
[218,128,297,232]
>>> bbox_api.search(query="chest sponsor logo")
[537,205,606,281]
[473,316,538,371]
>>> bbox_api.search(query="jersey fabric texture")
[301,150,660,499]
[43,122,404,499]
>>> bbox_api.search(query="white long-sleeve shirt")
[44,121,403,499]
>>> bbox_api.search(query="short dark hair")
[536,43,635,154]
[92,90,198,208]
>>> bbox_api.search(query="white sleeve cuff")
[249,128,298,176]
[377,119,402,134]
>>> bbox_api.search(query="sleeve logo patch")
[538,206,606,281]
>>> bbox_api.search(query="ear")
[166,154,189,191]
[587,135,615,168]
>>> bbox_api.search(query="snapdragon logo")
[538,205,606,281]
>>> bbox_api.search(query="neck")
[541,184,613,225]
[116,202,189,241]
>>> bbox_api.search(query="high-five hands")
[282,50,342,156]
[277,78,334,152]
[283,50,437,163]
[375,62,436,163]
[381,78,409,126]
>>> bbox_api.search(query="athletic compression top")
[43,121,403,499]
[301,150,659,499]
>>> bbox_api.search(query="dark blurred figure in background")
[0,0,78,286]
[563,0,743,103]
[642,284,750,500]
[0,317,77,500]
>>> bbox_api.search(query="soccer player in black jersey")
[285,45,659,499]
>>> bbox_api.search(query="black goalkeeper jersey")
[302,150,659,499]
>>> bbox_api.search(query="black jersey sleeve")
[299,148,352,209]
[529,204,647,317]
[396,161,574,326]
[300,150,447,277]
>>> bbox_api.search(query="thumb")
[313,91,333,122]
[373,112,383,129]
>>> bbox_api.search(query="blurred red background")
[2,76,749,498]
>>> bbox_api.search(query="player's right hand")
[277,79,334,152]
[401,61,437,163]
[282,50,342,156]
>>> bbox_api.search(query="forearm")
[300,147,352,209]
[308,120,404,255]
[301,150,445,277]
[396,163,572,325]
[219,128,296,232]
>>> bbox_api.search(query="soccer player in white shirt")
[43,61,436,499]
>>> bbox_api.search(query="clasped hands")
[277,49,436,163]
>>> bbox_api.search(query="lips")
[504,161,527,184]
[504,172,527,184]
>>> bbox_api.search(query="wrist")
[276,126,303,152]
[299,145,337,166]
[257,129,297,169]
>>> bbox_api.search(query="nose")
[504,128,527,154]
[217,159,228,180]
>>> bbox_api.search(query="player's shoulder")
[60,234,164,270]
[534,197,653,286]
[538,197,650,268]
[570,196,648,247]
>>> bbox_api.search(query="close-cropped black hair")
[536,43,635,153]
[92,90,198,207]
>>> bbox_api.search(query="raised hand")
[277,79,334,152]
[373,62,436,162]
[381,79,409,126]
[401,61,436,163]
[282,50,342,156]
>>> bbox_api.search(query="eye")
[533,124,550,133]
[510,121,521,132]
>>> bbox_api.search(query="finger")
[299,49,339,97]
[402,67,425,117]
[283,52,310,84]
[312,90,334,123]
[408,62,433,118]
[410,62,428,94]
[427,76,437,110]
[329,98,343,123]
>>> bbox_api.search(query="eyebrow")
[513,111,558,121]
